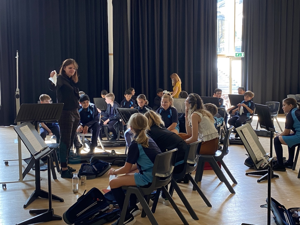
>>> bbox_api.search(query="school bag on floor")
[78,158,111,179]
[63,188,120,225]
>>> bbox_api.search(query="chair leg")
[161,187,189,225]
[50,155,57,180]
[141,195,151,218]
[151,189,161,214]
[275,117,283,132]
[292,146,299,171]
[171,179,198,220]
[298,168,300,179]
[187,174,211,207]
[220,160,237,184]
[195,160,205,183]
[210,160,235,194]
[52,150,60,173]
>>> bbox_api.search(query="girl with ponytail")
[273,98,300,171]
[108,113,161,225]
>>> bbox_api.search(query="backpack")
[78,158,111,180]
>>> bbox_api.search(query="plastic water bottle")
[107,175,116,190]
[72,173,79,194]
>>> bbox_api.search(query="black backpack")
[78,158,111,179]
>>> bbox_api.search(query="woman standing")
[170,73,182,98]
[49,59,80,178]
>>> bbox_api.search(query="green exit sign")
[235,52,244,57]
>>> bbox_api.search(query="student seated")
[39,94,60,143]
[204,103,224,129]
[178,91,188,98]
[273,98,300,171]
[238,86,246,95]
[108,113,161,225]
[228,91,255,129]
[121,89,137,108]
[77,94,100,153]
[128,87,137,101]
[156,93,179,134]
[152,88,163,110]
[213,88,224,107]
[179,94,219,155]
[100,93,121,140]
[135,94,151,114]
[101,89,108,98]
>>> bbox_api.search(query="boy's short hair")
[244,91,254,99]
[238,87,245,91]
[39,94,51,102]
[214,88,222,94]
[101,90,108,95]
[204,103,218,116]
[124,89,132,95]
[79,94,90,103]
[128,87,134,92]
[79,91,85,96]
[105,93,115,101]
[156,88,163,94]
[179,91,188,98]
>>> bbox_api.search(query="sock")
[287,146,296,164]
[111,187,131,219]
[274,137,283,165]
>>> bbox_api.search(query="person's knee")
[109,178,120,189]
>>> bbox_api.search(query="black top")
[120,98,137,108]
[78,103,100,127]
[286,108,300,132]
[156,106,178,128]
[152,96,161,110]
[102,102,121,121]
[147,124,187,163]
[135,105,152,114]
[49,74,79,110]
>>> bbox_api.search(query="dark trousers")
[59,109,80,168]
[40,125,60,143]
[100,120,118,138]
[228,114,248,128]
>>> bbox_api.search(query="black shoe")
[284,161,293,169]
[272,163,286,172]
[61,169,73,178]
[111,214,136,225]
[68,166,76,172]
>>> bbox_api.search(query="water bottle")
[72,173,79,194]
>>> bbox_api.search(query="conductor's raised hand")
[50,70,57,77]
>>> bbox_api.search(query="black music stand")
[200,96,220,106]
[117,108,139,124]
[14,122,62,224]
[228,94,244,106]
[15,104,64,208]
[93,97,107,111]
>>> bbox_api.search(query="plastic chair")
[291,145,300,178]
[194,127,236,194]
[265,101,283,132]
[118,149,189,225]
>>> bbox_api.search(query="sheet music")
[20,125,43,153]
[242,128,264,161]
[239,106,244,115]
[48,73,57,86]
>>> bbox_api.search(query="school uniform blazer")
[102,102,121,121]
[78,103,100,128]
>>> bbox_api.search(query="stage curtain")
[242,0,300,104]
[0,0,109,125]
[113,0,217,104]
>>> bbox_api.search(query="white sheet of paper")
[242,128,264,161]
[20,125,43,153]
[239,106,244,115]
[48,73,57,86]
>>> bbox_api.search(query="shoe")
[137,199,153,210]
[284,161,293,169]
[68,166,76,172]
[61,169,73,178]
[111,214,136,225]
[272,163,286,172]
[158,196,170,206]
[129,205,141,217]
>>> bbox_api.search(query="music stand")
[93,98,107,112]
[228,94,244,106]
[15,122,62,224]
[200,96,220,107]
[117,108,139,124]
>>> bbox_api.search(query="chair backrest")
[220,126,234,157]
[296,94,300,102]
[287,94,296,100]
[217,107,227,120]
[117,108,139,123]
[173,98,186,114]
[265,101,280,115]
[185,141,202,174]
[93,98,107,111]
[148,149,177,192]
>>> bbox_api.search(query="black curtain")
[0,0,109,125]
[113,0,217,105]
[242,0,300,104]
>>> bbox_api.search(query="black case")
[269,198,300,225]
[63,188,120,225]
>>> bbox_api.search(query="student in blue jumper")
[77,94,100,153]
[213,88,224,107]
[152,88,163,111]
[228,91,255,129]
[108,113,161,225]
[39,94,60,143]
[121,89,137,108]
[156,93,179,134]
[100,93,121,140]
[273,98,300,171]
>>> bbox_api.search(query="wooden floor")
[0,116,299,225]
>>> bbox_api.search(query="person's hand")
[83,126,89,134]
[108,168,115,176]
[97,108,101,113]
[48,132,53,136]
[77,125,83,133]
[103,119,109,125]
[50,70,57,78]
